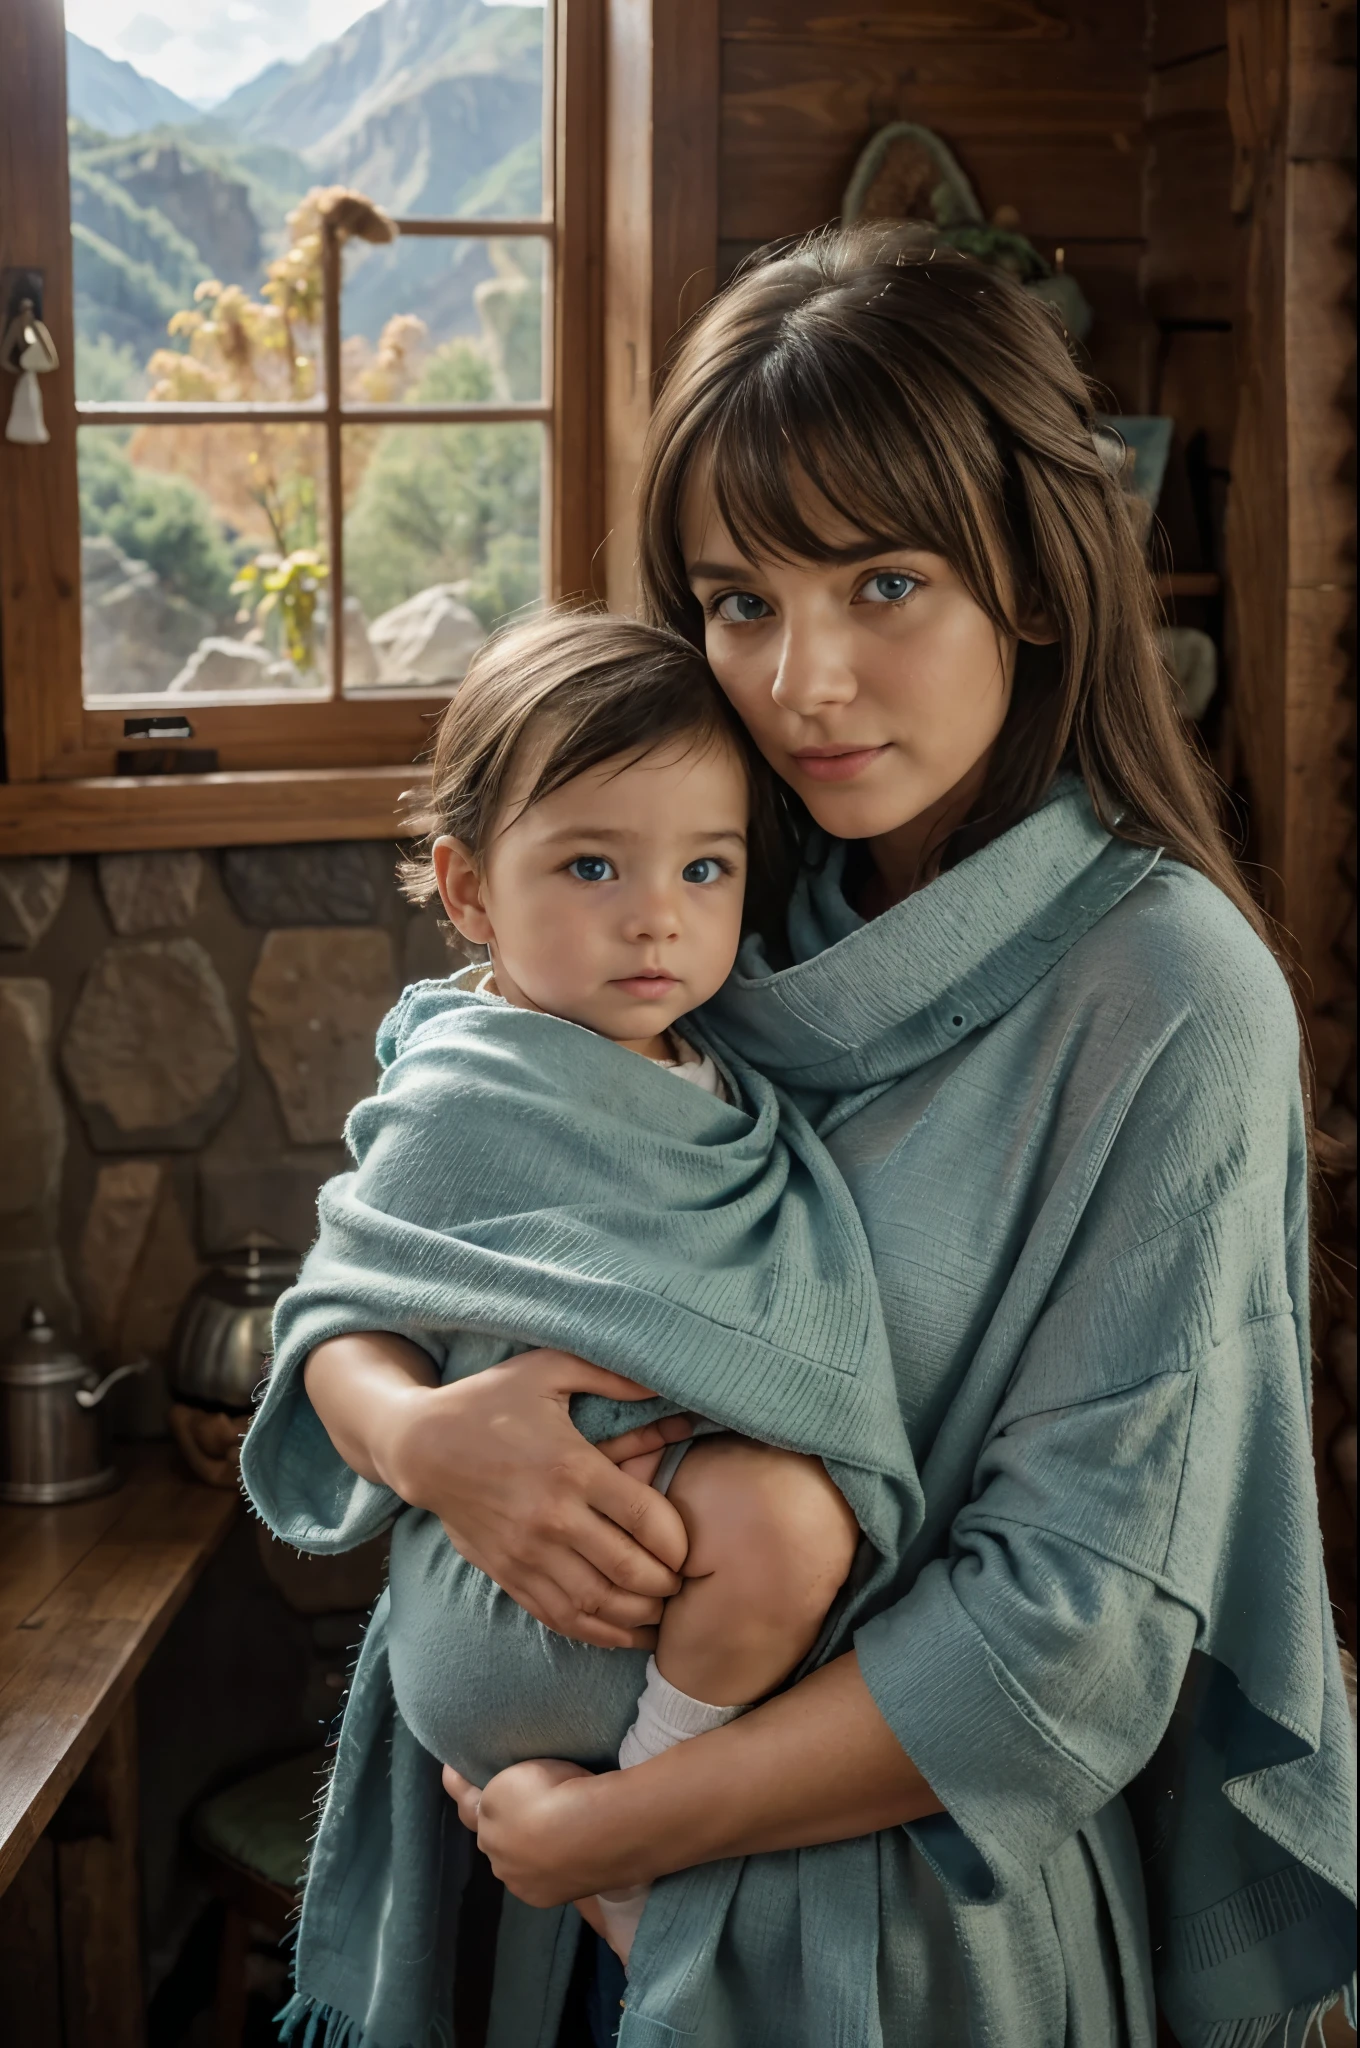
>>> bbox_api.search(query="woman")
[301,226,1356,2046]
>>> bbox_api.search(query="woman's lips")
[612,974,679,1000]
[792,744,891,783]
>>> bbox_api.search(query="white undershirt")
[474,970,727,1101]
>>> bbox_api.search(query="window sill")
[0,765,427,855]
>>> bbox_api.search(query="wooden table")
[0,1445,238,2046]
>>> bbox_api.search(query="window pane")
[344,235,547,405]
[66,2,550,401]
[341,422,544,693]
[79,423,330,703]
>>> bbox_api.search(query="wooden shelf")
[0,765,429,856]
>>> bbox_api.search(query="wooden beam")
[0,765,427,855]
[602,0,720,611]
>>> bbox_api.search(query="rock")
[62,938,239,1150]
[82,533,214,695]
[98,850,203,935]
[330,596,380,687]
[369,584,486,687]
[198,1147,347,1257]
[248,928,395,1144]
[0,857,69,949]
[222,842,382,927]
[168,637,276,694]
[79,1157,201,1438]
[79,1158,163,1347]
[0,980,65,1222]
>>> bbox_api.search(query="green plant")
[78,434,236,613]
[231,549,328,669]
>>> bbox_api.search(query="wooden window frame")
[0,0,609,853]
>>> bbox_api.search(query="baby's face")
[445,735,750,1053]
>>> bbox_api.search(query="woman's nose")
[769,617,858,714]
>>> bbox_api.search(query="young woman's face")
[681,476,1018,852]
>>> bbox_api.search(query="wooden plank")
[0,1835,62,2048]
[721,0,1147,43]
[1150,0,1227,69]
[602,0,720,611]
[0,764,428,855]
[1155,328,1238,470]
[1281,583,1356,1010]
[0,0,85,783]
[1287,0,1359,159]
[0,1449,237,1894]
[1143,51,1238,321]
[553,0,608,603]
[1283,156,1358,592]
[54,1697,144,2048]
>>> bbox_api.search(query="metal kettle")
[169,1246,298,1415]
[0,1306,146,1505]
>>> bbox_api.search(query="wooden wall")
[716,0,1153,411]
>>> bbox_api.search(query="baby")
[407,611,858,1957]
[243,612,914,2007]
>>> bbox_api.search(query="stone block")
[0,857,69,948]
[404,901,467,984]
[222,843,384,927]
[78,1159,203,1438]
[168,636,301,694]
[98,850,204,935]
[62,939,239,1151]
[248,928,394,1144]
[0,980,65,1220]
[197,1147,347,1257]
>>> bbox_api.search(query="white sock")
[595,1659,749,1966]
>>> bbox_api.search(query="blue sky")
[66,0,542,108]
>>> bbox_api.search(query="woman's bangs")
[700,348,950,570]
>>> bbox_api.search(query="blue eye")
[714,591,772,624]
[859,571,918,605]
[567,855,615,882]
[682,857,725,885]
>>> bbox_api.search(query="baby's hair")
[400,606,781,912]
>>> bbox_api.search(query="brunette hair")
[400,606,775,909]
[637,222,1276,958]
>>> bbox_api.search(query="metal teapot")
[0,1306,147,1504]
[169,1246,298,1415]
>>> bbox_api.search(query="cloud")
[119,12,174,55]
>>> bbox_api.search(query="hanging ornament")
[2,299,59,445]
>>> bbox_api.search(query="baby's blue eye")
[567,855,615,882]
[682,858,724,885]
[859,571,917,604]
[714,591,772,623]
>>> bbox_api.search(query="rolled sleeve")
[855,1369,1202,1899]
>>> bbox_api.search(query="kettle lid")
[1,1303,88,1381]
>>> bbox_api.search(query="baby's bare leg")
[658,1436,860,1704]
[591,1439,860,1965]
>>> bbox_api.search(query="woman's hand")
[304,1335,692,1649]
[441,1654,944,1903]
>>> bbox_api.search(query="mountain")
[68,0,544,389]
[66,33,198,136]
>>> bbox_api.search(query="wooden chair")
[191,1749,318,2048]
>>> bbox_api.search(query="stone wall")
[0,844,458,1430]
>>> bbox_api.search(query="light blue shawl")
[244,780,1356,2048]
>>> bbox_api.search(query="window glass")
[342,423,544,693]
[67,0,550,707]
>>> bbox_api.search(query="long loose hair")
[635,222,1275,962]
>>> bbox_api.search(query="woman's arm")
[443,1650,943,1906]
[302,1334,692,1649]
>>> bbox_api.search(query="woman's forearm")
[470,1651,943,1902]
[302,1331,439,1490]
